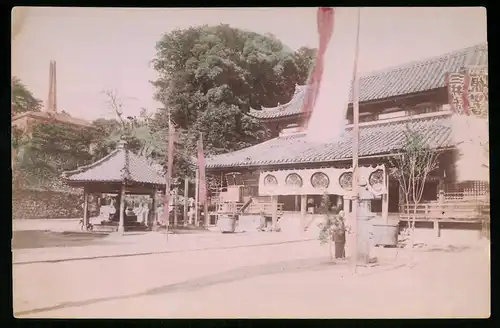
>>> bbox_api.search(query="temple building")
[12,61,92,131]
[206,43,489,232]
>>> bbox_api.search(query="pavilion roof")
[247,43,487,121]
[63,140,166,187]
[206,112,454,170]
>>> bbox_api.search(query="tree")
[389,126,441,246]
[11,77,43,115]
[150,24,316,167]
[317,194,339,261]
[12,121,95,191]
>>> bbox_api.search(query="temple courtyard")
[12,224,490,319]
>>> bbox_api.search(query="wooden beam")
[150,188,156,229]
[300,195,307,232]
[382,171,389,224]
[271,195,278,231]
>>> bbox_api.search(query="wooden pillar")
[195,168,199,226]
[150,188,156,229]
[83,189,89,231]
[271,195,278,231]
[336,195,343,211]
[204,199,209,227]
[382,173,389,223]
[343,196,349,214]
[118,183,126,234]
[300,195,307,231]
[433,219,440,238]
[184,177,189,227]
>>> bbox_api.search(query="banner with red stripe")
[300,7,335,129]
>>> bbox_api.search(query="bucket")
[217,215,237,233]
[372,222,399,246]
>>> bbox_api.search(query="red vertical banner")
[197,133,207,206]
[445,71,470,116]
[300,7,335,130]
[163,119,176,223]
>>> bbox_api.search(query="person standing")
[141,203,150,226]
[333,211,347,259]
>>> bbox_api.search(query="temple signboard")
[446,65,488,118]
[447,65,489,182]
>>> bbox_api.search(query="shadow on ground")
[424,245,471,253]
[12,230,110,250]
[15,256,337,317]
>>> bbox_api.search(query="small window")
[360,114,375,123]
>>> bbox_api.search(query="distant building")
[12,61,95,219]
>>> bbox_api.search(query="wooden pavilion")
[63,139,166,233]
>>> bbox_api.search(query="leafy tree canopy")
[11,76,43,115]
[151,24,316,160]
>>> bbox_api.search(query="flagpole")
[195,167,199,226]
[350,7,362,272]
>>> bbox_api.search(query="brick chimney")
[46,60,57,113]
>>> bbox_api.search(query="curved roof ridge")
[63,148,121,177]
[360,42,487,78]
[260,84,308,111]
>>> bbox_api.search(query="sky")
[12,7,487,122]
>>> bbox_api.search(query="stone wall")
[12,189,85,219]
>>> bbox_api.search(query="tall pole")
[173,184,178,227]
[184,176,189,227]
[350,8,362,270]
[195,168,199,226]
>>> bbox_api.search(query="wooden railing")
[217,202,284,215]
[399,201,489,222]
[444,191,489,202]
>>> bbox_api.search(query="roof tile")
[206,113,453,169]
[64,146,165,186]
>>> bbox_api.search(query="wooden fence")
[399,201,489,222]
[216,202,284,216]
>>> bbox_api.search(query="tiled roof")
[63,142,166,186]
[248,43,487,120]
[206,113,453,169]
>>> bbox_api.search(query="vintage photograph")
[11,7,489,318]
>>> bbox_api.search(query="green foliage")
[11,77,43,115]
[151,24,316,170]
[13,122,97,192]
[317,194,338,245]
